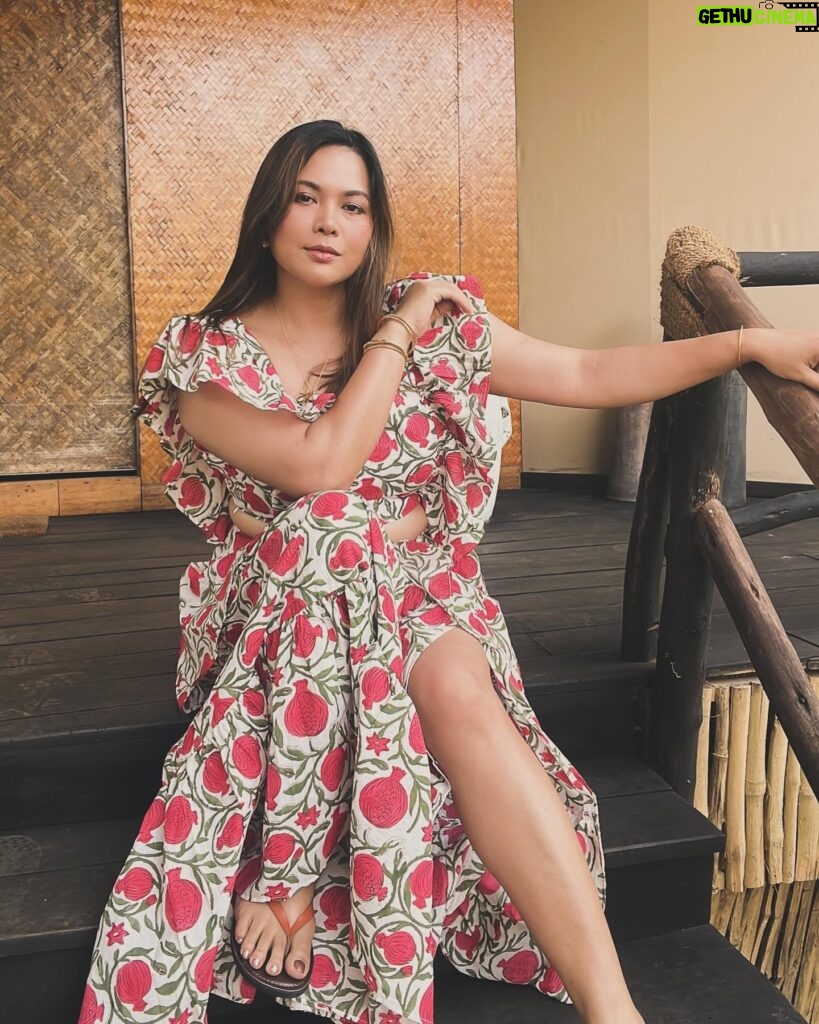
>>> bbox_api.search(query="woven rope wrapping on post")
[660,225,741,341]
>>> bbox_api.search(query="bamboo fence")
[694,670,819,1020]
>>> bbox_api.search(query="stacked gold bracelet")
[737,325,744,369]
[362,312,418,363]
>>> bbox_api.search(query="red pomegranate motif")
[319,885,351,929]
[379,585,396,624]
[539,964,565,995]
[498,949,540,984]
[284,679,329,736]
[137,798,165,842]
[164,796,198,844]
[358,767,409,828]
[477,869,501,896]
[240,627,267,667]
[242,687,266,717]
[408,714,427,756]
[257,530,284,569]
[265,764,282,810]
[231,735,263,779]
[164,867,203,932]
[114,959,152,1012]
[210,693,235,726]
[234,855,261,897]
[311,952,341,988]
[374,929,416,965]
[351,853,388,901]
[454,927,481,959]
[293,614,322,657]
[115,866,154,901]
[194,944,218,993]
[320,746,347,791]
[330,537,367,572]
[502,899,522,922]
[203,751,230,795]
[419,982,435,1024]
[361,666,389,711]
[322,807,349,857]
[432,861,448,908]
[409,861,433,908]
[177,725,196,755]
[78,984,104,1023]
[272,536,304,575]
[179,476,206,510]
[264,832,298,864]
[216,812,244,850]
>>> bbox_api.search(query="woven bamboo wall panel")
[119,0,518,489]
[0,0,135,476]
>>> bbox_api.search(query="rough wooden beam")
[694,497,819,802]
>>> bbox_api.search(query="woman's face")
[270,145,374,288]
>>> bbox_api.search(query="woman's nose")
[314,204,337,234]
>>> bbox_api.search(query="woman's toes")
[248,933,272,971]
[266,931,288,975]
[286,929,314,978]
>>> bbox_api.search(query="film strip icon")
[778,2,819,31]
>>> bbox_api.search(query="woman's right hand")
[394,279,476,341]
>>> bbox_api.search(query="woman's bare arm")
[487,312,819,408]
[177,383,332,497]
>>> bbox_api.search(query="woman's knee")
[407,628,496,720]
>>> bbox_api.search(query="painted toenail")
[268,963,279,974]
[241,949,249,958]
[251,957,261,968]
[294,959,306,973]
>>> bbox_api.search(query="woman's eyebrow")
[296,178,370,200]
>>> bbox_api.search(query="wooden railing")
[621,230,819,803]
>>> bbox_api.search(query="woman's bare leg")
[408,628,644,1024]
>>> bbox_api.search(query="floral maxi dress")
[77,273,606,1024]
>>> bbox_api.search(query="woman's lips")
[305,248,339,262]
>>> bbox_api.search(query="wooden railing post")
[648,372,729,800]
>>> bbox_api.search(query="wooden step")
[0,924,804,1023]
[0,757,722,965]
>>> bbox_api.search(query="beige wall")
[515,0,818,485]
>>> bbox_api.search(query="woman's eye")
[294,193,315,204]
[344,203,366,215]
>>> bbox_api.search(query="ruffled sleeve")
[130,315,284,545]
[382,273,501,552]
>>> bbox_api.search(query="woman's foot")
[233,882,316,980]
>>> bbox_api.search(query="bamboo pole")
[726,684,751,891]
[760,883,789,978]
[793,885,819,1015]
[694,683,714,816]
[745,683,769,889]
[750,884,775,963]
[784,748,801,884]
[767,718,788,885]
[693,497,819,801]
[797,769,819,882]
[710,686,731,889]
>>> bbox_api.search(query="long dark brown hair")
[194,120,396,397]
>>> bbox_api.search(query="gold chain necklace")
[273,301,341,402]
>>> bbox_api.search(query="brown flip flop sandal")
[230,898,315,997]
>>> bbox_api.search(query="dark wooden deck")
[0,487,812,1023]
[2,487,817,708]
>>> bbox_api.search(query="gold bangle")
[363,338,409,361]
[737,325,744,369]
[378,313,416,345]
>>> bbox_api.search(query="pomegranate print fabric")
[78,274,605,1024]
